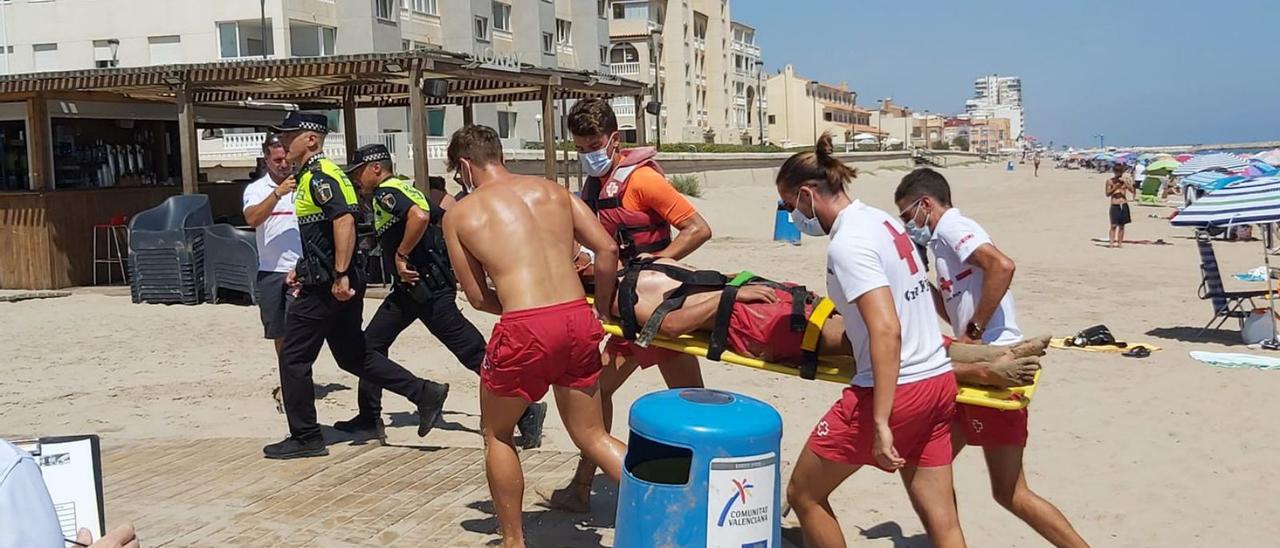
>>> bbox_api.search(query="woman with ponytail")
[778,133,966,547]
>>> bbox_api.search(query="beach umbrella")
[853,133,879,142]
[1172,175,1280,346]
[1145,158,1181,175]
[1254,149,1280,167]
[1176,153,1195,162]
[1251,159,1280,176]
[1093,152,1114,161]
[1173,152,1250,176]
[1181,169,1236,189]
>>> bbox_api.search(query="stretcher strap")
[728,271,756,287]
[706,285,740,361]
[798,297,837,380]
[636,287,691,347]
[618,264,645,340]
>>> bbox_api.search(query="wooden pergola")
[0,49,649,192]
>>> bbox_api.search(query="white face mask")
[581,137,616,177]
[903,199,933,245]
[455,162,476,195]
[790,188,827,237]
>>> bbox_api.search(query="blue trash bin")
[1007,160,1015,171]
[773,200,801,244]
[615,389,783,548]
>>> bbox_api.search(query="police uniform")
[265,114,449,460]
[338,144,546,448]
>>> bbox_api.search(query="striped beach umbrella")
[1254,149,1280,167]
[1171,176,1280,227]
[1173,152,1250,176]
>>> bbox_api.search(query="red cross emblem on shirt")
[939,277,954,294]
[884,221,920,275]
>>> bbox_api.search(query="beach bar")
[0,50,647,290]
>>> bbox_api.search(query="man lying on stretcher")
[582,254,1045,387]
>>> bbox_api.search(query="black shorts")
[255,271,294,339]
[1109,203,1131,226]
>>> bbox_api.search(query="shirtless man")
[440,125,625,548]
[1105,163,1134,248]
[604,257,1044,385]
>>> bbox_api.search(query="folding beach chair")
[1196,233,1269,334]
[1138,176,1163,206]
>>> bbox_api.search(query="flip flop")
[1122,346,1151,358]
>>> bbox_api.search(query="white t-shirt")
[929,208,1022,345]
[826,201,952,388]
[0,439,64,548]
[242,175,301,273]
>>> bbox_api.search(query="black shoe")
[263,437,328,460]
[416,381,450,437]
[333,414,386,439]
[517,402,548,450]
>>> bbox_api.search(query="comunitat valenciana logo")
[716,479,767,527]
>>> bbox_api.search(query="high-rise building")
[603,0,763,144]
[764,64,875,148]
[965,74,1023,144]
[0,0,609,146]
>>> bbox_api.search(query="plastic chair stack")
[127,195,213,305]
[202,224,259,304]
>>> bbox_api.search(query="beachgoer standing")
[264,112,449,460]
[441,125,625,547]
[778,133,966,548]
[1033,155,1041,177]
[337,144,547,447]
[549,97,713,511]
[1106,163,1134,248]
[242,136,301,408]
[895,168,1089,548]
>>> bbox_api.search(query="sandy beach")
[5,161,1280,547]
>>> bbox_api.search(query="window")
[148,35,182,65]
[93,40,119,68]
[613,0,648,20]
[427,108,445,136]
[541,32,554,55]
[598,0,607,18]
[402,39,412,51]
[492,2,511,32]
[217,20,274,58]
[824,112,832,122]
[375,0,396,21]
[0,46,12,74]
[474,16,489,41]
[610,43,638,63]
[599,46,607,65]
[290,23,336,57]
[768,114,776,124]
[405,0,437,13]
[497,111,517,139]
[556,19,572,45]
[33,43,58,72]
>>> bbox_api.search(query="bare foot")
[987,356,1041,388]
[537,480,592,514]
[1010,334,1051,358]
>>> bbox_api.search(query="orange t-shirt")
[618,166,698,226]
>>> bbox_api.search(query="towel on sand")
[1190,351,1280,371]
[1049,338,1162,353]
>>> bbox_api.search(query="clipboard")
[13,435,106,540]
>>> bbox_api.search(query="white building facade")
[965,74,1023,144]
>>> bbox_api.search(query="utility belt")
[397,251,456,305]
[296,239,367,287]
[617,258,838,379]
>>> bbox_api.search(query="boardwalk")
[102,439,618,547]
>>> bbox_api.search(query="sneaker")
[416,381,450,437]
[517,402,548,450]
[333,414,386,440]
[263,437,328,460]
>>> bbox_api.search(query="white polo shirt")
[242,175,302,273]
[0,439,64,548]
[826,201,952,388]
[929,208,1022,345]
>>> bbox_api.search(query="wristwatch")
[334,268,348,279]
[965,322,985,340]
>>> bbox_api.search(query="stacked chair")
[201,224,259,304]
[127,195,213,305]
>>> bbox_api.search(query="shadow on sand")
[1145,326,1243,346]
[858,521,930,547]
[387,410,482,435]
[460,475,618,546]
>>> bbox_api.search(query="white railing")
[613,104,636,116]
[557,43,574,55]
[200,132,449,165]
[693,37,705,50]
[733,96,747,107]
[222,133,267,150]
[608,62,640,75]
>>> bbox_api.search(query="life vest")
[581,147,672,260]
[294,154,359,225]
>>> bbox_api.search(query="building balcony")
[608,62,641,76]
[693,37,706,50]
[613,103,636,117]
[733,95,747,107]
[557,43,574,55]
[202,132,448,166]
[731,41,760,57]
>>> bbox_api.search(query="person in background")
[0,439,139,548]
[895,168,1089,548]
[426,175,459,210]
[265,112,449,459]
[1033,155,1041,177]
[242,136,302,411]
[341,144,547,447]
[1105,163,1134,248]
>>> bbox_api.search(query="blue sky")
[732,0,1279,148]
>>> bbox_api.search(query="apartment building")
[966,74,1023,144]
[0,0,609,147]
[765,64,874,148]
[603,0,761,144]
[868,98,912,149]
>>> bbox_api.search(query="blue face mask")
[903,200,932,245]
[581,137,616,177]
[790,188,827,237]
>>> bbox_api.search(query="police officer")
[264,113,450,460]
[340,144,547,447]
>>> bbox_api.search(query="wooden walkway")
[102,439,618,547]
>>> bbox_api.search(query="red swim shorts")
[954,403,1029,448]
[806,371,958,471]
[726,286,815,362]
[482,299,604,402]
[603,335,683,370]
